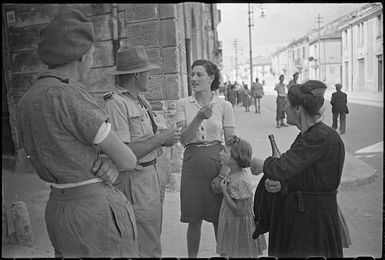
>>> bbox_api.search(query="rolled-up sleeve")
[222,101,235,128]
[104,96,131,143]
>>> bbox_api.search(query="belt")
[49,178,103,189]
[294,190,337,212]
[138,158,157,167]
[185,140,221,148]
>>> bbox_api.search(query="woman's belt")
[138,158,157,167]
[293,190,337,212]
[48,178,103,189]
[185,140,221,148]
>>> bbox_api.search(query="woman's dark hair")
[192,59,221,91]
[279,74,285,81]
[226,135,252,168]
[287,80,327,117]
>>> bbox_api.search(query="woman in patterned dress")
[216,135,266,257]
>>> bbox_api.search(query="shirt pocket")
[127,110,146,139]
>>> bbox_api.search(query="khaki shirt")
[16,70,109,184]
[175,93,235,143]
[104,85,157,164]
[274,82,287,97]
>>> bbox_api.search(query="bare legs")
[187,221,218,258]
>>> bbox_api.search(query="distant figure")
[216,135,266,257]
[287,72,299,90]
[251,77,264,113]
[227,84,237,107]
[330,83,349,135]
[274,75,289,128]
[242,84,251,112]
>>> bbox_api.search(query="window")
[302,46,306,58]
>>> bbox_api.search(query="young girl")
[216,135,266,257]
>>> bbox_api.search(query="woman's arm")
[98,129,137,171]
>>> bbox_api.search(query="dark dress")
[261,122,344,258]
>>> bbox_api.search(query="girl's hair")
[226,135,252,168]
[192,59,221,91]
[279,74,285,81]
[287,80,327,117]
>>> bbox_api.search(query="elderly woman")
[253,80,345,258]
[175,59,235,257]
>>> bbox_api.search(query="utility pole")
[233,39,239,83]
[316,14,322,80]
[248,3,254,89]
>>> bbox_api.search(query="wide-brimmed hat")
[107,45,160,75]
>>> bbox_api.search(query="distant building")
[339,3,383,92]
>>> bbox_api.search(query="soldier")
[287,72,299,90]
[16,8,139,257]
[103,45,181,257]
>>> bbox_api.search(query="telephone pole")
[315,14,323,80]
[233,39,239,83]
[248,3,254,89]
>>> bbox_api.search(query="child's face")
[220,145,233,166]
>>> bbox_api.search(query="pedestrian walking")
[250,77,264,113]
[103,45,181,257]
[286,72,299,90]
[330,83,349,135]
[16,7,139,257]
[216,135,266,258]
[252,80,345,258]
[242,84,251,112]
[175,59,235,258]
[227,84,237,108]
[274,75,289,128]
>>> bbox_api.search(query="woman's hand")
[265,178,281,193]
[91,154,119,185]
[197,104,214,120]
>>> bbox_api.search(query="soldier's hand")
[197,103,214,120]
[91,154,119,185]
[265,178,281,193]
[159,128,181,147]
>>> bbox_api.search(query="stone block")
[8,25,43,51]
[11,201,33,247]
[163,46,180,74]
[171,143,184,173]
[150,101,165,111]
[145,48,162,74]
[90,14,113,41]
[93,41,114,67]
[179,47,187,74]
[11,73,39,104]
[159,4,177,19]
[160,19,177,47]
[168,172,181,192]
[3,4,58,28]
[67,3,112,16]
[176,3,184,23]
[11,50,47,73]
[144,74,164,101]
[126,21,159,47]
[85,68,115,92]
[180,73,188,98]
[164,74,180,100]
[125,4,157,22]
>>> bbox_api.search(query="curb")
[339,170,378,190]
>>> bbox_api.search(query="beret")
[38,7,95,67]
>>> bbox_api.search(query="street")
[2,93,383,258]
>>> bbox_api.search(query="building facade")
[340,3,383,92]
[2,3,222,182]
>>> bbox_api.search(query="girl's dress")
[217,170,266,257]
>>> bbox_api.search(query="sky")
[217,3,368,80]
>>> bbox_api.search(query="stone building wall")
[2,3,222,189]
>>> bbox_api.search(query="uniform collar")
[38,69,72,84]
[114,84,140,100]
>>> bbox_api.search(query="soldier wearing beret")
[16,7,139,257]
[103,45,181,257]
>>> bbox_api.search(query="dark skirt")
[180,143,223,223]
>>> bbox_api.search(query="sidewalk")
[1,103,378,258]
